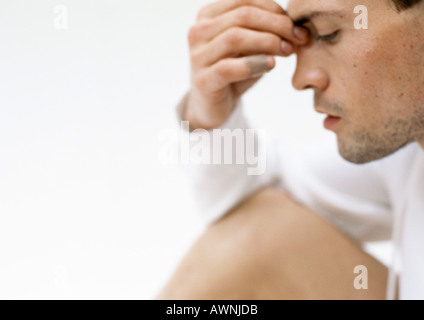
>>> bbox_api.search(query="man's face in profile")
[287,0,424,164]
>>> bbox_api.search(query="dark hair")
[392,0,423,10]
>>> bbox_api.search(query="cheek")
[335,32,417,124]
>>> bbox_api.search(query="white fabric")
[177,100,424,300]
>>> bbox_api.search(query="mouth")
[314,107,342,131]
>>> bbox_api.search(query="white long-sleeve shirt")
[177,99,424,300]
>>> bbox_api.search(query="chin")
[337,138,383,165]
[337,137,412,165]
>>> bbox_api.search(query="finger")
[197,0,284,20]
[192,27,293,67]
[196,6,309,45]
[195,55,275,92]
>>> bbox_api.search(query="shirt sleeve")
[176,95,393,242]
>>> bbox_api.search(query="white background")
[0,0,388,299]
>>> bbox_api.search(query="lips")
[314,107,342,131]
[323,116,341,130]
[314,107,339,118]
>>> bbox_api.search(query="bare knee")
[157,188,285,299]
[158,188,387,300]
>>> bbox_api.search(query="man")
[159,0,424,300]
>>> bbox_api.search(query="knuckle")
[235,6,254,23]
[215,62,231,80]
[224,27,243,46]
[188,24,203,45]
[188,20,211,46]
[190,48,203,66]
[197,20,211,34]
[188,25,198,45]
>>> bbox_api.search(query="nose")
[292,46,329,92]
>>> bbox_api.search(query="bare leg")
[158,188,387,300]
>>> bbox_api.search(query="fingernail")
[246,55,272,78]
[281,41,293,54]
[250,70,267,78]
[293,26,308,41]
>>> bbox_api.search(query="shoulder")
[377,143,423,205]
[378,143,422,179]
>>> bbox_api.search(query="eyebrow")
[293,10,345,26]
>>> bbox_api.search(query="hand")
[184,0,309,130]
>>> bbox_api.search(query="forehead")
[287,0,349,21]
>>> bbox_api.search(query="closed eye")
[316,30,340,44]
